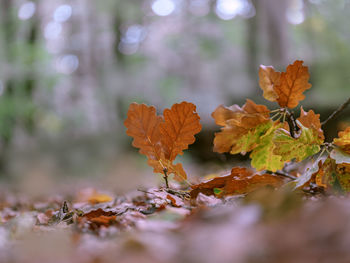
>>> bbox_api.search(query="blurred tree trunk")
[262,0,288,67]
[246,0,259,91]
[246,0,288,94]
[0,0,38,174]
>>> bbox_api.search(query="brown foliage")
[190,167,284,199]
[125,101,201,182]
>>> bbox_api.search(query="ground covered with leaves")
[1,184,350,263]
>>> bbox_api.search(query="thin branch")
[276,171,297,180]
[285,110,299,138]
[163,168,169,189]
[266,170,297,180]
[321,97,350,127]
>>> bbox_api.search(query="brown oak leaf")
[274,60,312,109]
[190,167,284,199]
[258,65,280,101]
[125,102,201,182]
[212,99,270,154]
[160,102,202,161]
[297,107,324,141]
[333,127,350,154]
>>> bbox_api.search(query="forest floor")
[1,181,350,263]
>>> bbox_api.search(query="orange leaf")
[77,208,117,230]
[297,107,324,141]
[190,167,284,198]
[124,103,163,161]
[334,127,350,154]
[160,102,202,161]
[212,99,270,153]
[125,102,201,182]
[258,65,280,101]
[274,60,312,109]
[88,193,113,204]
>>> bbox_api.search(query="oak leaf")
[250,122,285,172]
[190,167,284,199]
[330,148,350,164]
[125,102,201,182]
[212,99,270,154]
[273,123,322,162]
[333,127,350,154]
[298,161,322,188]
[124,103,163,162]
[258,65,280,101]
[160,102,202,161]
[77,208,117,230]
[297,107,324,141]
[274,60,312,109]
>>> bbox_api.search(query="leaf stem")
[321,97,350,127]
[285,110,299,138]
[163,168,169,188]
[269,170,297,180]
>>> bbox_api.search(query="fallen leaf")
[274,60,312,109]
[77,208,117,230]
[258,65,280,101]
[88,193,113,205]
[190,167,284,199]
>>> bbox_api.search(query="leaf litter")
[1,184,350,263]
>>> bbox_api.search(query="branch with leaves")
[125,60,350,199]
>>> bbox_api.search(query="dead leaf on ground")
[190,167,284,199]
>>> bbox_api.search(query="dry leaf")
[125,102,201,182]
[124,103,163,162]
[259,65,280,101]
[88,193,113,205]
[333,127,350,154]
[212,99,270,154]
[297,107,324,141]
[77,208,117,230]
[190,167,284,199]
[274,60,312,109]
[160,102,202,161]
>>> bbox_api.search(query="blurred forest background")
[0,0,349,191]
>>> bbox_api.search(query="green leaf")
[273,124,322,162]
[231,122,272,154]
[250,123,285,172]
[330,148,350,164]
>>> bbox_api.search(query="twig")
[163,168,169,189]
[266,170,297,180]
[285,109,299,138]
[275,170,297,180]
[321,97,350,127]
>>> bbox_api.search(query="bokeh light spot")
[54,5,72,23]
[56,54,79,74]
[18,2,36,20]
[44,22,62,39]
[151,0,176,16]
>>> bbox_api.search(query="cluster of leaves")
[125,60,350,197]
[124,102,201,186]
